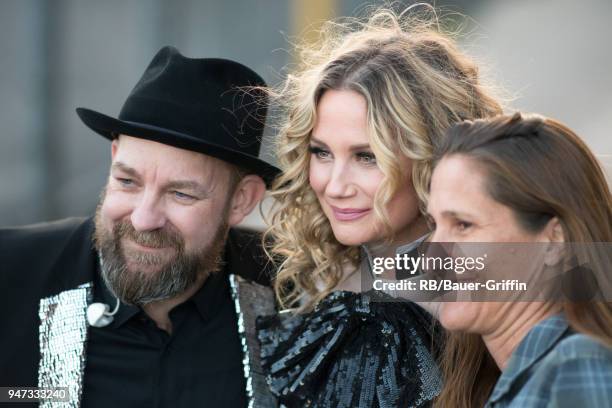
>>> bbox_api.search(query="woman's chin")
[332,231,369,247]
[439,302,480,332]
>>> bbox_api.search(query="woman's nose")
[429,227,446,243]
[324,161,356,198]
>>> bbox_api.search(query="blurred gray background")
[1,0,610,227]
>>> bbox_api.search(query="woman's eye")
[456,221,472,231]
[356,151,377,165]
[308,146,331,160]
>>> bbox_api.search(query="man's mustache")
[114,221,183,249]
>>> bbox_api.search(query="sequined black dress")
[257,289,442,408]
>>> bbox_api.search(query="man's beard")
[93,204,229,306]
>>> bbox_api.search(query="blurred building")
[1,0,610,227]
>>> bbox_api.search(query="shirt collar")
[360,234,428,277]
[190,268,229,321]
[488,314,571,403]
[358,234,433,302]
[93,256,140,328]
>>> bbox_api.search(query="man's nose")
[130,191,166,231]
[325,161,356,198]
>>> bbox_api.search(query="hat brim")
[76,108,280,187]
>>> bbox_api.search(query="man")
[0,46,279,407]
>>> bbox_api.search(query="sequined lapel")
[38,282,93,408]
[229,274,278,408]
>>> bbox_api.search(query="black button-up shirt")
[81,263,247,408]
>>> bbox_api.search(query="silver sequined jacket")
[0,217,278,408]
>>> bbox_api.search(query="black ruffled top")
[256,290,442,408]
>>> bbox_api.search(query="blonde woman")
[257,6,502,408]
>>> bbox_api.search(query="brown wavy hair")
[264,5,503,311]
[432,112,612,407]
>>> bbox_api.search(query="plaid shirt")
[486,314,612,407]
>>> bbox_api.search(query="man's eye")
[173,191,195,200]
[356,152,377,165]
[308,146,331,160]
[117,178,134,187]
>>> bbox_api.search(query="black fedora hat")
[77,46,280,186]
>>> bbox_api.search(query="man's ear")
[227,175,267,226]
[111,138,120,160]
[543,217,565,266]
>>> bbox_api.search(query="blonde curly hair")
[264,5,503,310]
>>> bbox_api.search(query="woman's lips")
[330,206,371,221]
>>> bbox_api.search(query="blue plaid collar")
[488,314,571,403]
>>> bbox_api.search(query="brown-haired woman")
[427,112,612,407]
